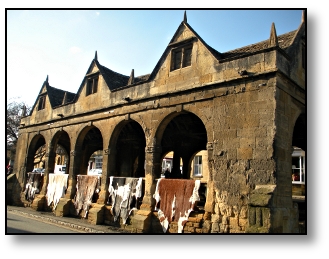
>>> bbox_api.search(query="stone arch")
[292,113,306,152]
[26,133,46,174]
[74,125,104,176]
[50,130,71,174]
[109,119,146,177]
[155,111,208,179]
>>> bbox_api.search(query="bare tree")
[7,98,31,154]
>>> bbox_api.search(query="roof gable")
[148,21,222,80]
[73,56,131,101]
[29,76,76,115]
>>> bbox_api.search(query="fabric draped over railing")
[73,175,101,218]
[153,178,200,233]
[46,174,69,210]
[108,177,143,224]
[24,172,44,202]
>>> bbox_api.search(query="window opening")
[86,76,99,96]
[292,147,305,184]
[95,156,102,169]
[193,155,202,176]
[171,44,193,71]
[38,96,46,110]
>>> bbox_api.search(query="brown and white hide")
[73,175,100,218]
[108,177,143,224]
[46,174,69,210]
[24,173,44,202]
[153,178,200,233]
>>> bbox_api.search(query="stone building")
[8,11,306,233]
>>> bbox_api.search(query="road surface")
[7,210,86,234]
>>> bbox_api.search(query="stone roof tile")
[221,30,297,60]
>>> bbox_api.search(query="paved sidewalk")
[6,205,130,234]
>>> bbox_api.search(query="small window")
[171,44,193,71]
[86,76,99,96]
[193,155,202,176]
[37,96,46,110]
[95,156,102,169]
[292,148,305,184]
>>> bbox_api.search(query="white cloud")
[70,46,82,54]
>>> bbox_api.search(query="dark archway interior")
[116,121,146,177]
[54,131,70,174]
[292,114,306,151]
[26,136,46,173]
[80,127,103,175]
[161,113,207,179]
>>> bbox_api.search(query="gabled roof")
[29,77,76,115]
[95,60,130,91]
[30,11,305,113]
[148,20,223,80]
[47,86,76,107]
[221,30,297,60]
[73,57,132,100]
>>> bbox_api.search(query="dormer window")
[86,75,99,96]
[171,43,193,71]
[37,95,46,110]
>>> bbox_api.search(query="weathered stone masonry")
[8,11,306,233]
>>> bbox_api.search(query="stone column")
[65,150,80,199]
[171,149,182,178]
[40,143,56,194]
[22,155,34,187]
[97,148,116,204]
[205,142,215,213]
[32,143,55,210]
[141,142,162,211]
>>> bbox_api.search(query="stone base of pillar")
[87,203,105,225]
[130,210,152,233]
[54,198,72,217]
[31,194,46,211]
[96,189,108,204]
[139,203,153,211]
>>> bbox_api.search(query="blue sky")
[7,9,303,106]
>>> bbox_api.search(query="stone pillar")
[32,143,56,211]
[40,143,56,194]
[97,148,116,204]
[205,142,215,213]
[171,150,182,178]
[22,155,34,187]
[141,142,162,211]
[181,155,190,179]
[65,150,80,199]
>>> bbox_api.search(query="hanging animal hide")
[73,175,100,218]
[46,174,69,210]
[24,173,44,202]
[153,178,200,233]
[108,177,143,224]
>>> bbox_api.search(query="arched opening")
[291,113,306,222]
[26,134,46,174]
[24,134,46,202]
[160,112,207,179]
[71,126,103,215]
[75,126,103,175]
[291,114,306,190]
[52,131,70,174]
[87,150,103,175]
[115,120,146,177]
